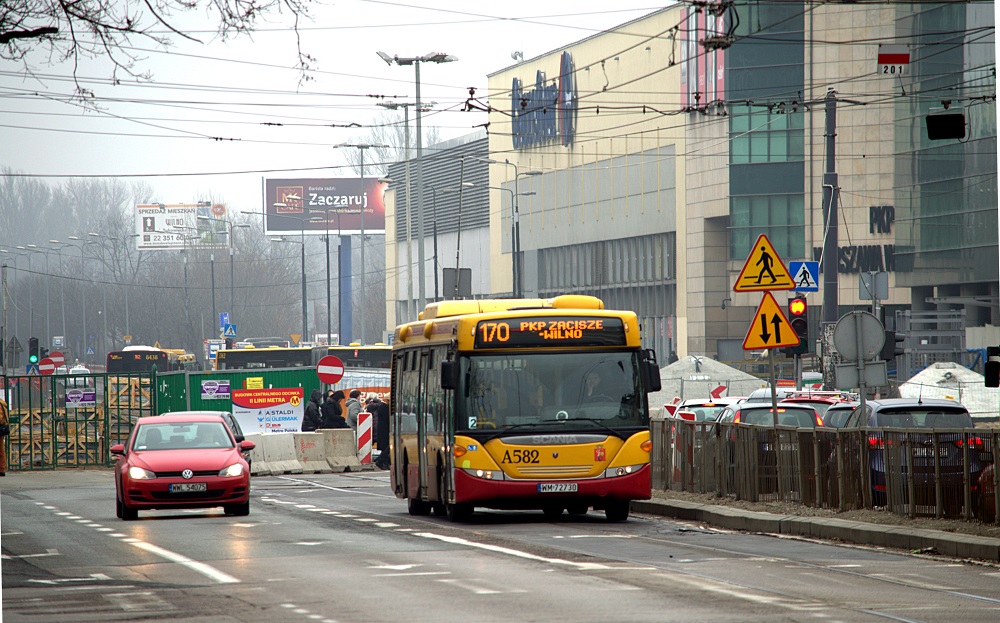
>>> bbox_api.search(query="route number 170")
[478,322,511,343]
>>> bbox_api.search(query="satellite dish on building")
[511,51,524,62]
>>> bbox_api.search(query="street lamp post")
[15,246,33,340]
[486,185,536,296]
[378,50,458,311]
[86,234,109,358]
[25,244,52,347]
[65,237,88,362]
[196,214,247,327]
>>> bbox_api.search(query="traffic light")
[785,297,809,356]
[880,329,905,362]
[28,337,39,364]
[986,346,1000,388]
[39,347,49,360]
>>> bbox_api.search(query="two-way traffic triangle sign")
[743,292,801,351]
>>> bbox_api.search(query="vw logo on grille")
[182,469,194,480]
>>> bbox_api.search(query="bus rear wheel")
[604,501,630,522]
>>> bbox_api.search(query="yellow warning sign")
[290,333,302,345]
[733,234,795,292]
[743,292,801,350]
[153,341,161,349]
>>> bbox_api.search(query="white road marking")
[415,532,610,570]
[375,522,399,528]
[3,548,60,560]
[369,563,424,571]
[373,571,452,577]
[130,541,240,584]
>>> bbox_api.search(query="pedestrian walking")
[368,394,391,469]
[321,390,349,429]
[345,389,364,432]
[303,389,323,432]
[0,396,9,476]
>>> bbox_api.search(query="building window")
[730,194,805,259]
[730,109,804,164]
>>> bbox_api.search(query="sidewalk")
[632,497,1000,562]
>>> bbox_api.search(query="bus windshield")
[456,351,648,434]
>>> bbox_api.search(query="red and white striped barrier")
[356,412,372,464]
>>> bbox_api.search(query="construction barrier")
[323,429,362,472]
[293,432,333,473]
[357,413,372,464]
[240,430,365,475]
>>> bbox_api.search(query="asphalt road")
[3,469,1000,622]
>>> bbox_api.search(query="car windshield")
[682,404,730,422]
[741,407,818,427]
[874,407,972,428]
[823,408,853,428]
[456,351,648,434]
[132,422,234,450]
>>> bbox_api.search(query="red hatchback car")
[111,413,256,520]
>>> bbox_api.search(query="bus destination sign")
[474,316,626,349]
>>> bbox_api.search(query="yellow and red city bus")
[389,295,661,522]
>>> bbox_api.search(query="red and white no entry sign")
[316,355,345,384]
[38,358,56,375]
[49,350,65,368]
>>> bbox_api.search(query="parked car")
[110,413,255,520]
[673,397,744,422]
[821,402,858,428]
[781,394,853,419]
[716,402,824,428]
[840,398,987,514]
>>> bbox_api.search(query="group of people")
[302,388,391,470]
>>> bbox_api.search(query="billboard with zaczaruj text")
[135,203,231,251]
[261,178,387,236]
[231,387,304,434]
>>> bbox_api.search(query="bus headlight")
[603,464,644,478]
[462,468,504,480]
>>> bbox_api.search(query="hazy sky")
[1,1,664,212]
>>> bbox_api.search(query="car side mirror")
[440,360,457,390]
[239,440,256,452]
[110,443,125,456]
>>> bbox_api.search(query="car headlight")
[219,463,245,478]
[128,466,156,480]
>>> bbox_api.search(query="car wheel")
[120,497,138,521]
[115,496,122,519]
[604,501,630,522]
[225,502,251,516]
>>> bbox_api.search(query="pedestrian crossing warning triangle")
[733,234,795,292]
[743,292,801,350]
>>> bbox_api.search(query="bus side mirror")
[440,361,457,390]
[643,349,662,393]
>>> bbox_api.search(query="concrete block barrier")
[245,433,273,476]
[294,432,333,473]
[323,429,362,472]
[262,433,304,474]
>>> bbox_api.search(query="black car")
[841,398,986,514]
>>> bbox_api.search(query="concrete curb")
[631,499,1000,562]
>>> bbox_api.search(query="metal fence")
[652,418,999,524]
[3,371,158,470]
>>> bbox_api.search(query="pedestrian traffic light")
[986,346,1000,388]
[785,297,809,356]
[880,329,905,362]
[28,337,39,364]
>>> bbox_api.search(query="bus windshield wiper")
[558,417,627,439]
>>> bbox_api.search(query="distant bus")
[215,346,317,370]
[244,337,291,348]
[107,346,196,374]
[325,343,391,368]
[389,295,662,522]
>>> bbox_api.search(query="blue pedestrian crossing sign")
[223,323,237,338]
[86,346,95,355]
[26,364,38,374]
[789,261,820,292]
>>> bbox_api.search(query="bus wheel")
[445,501,473,522]
[542,505,564,518]
[604,501,630,522]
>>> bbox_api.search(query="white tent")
[648,356,768,416]
[898,362,998,421]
